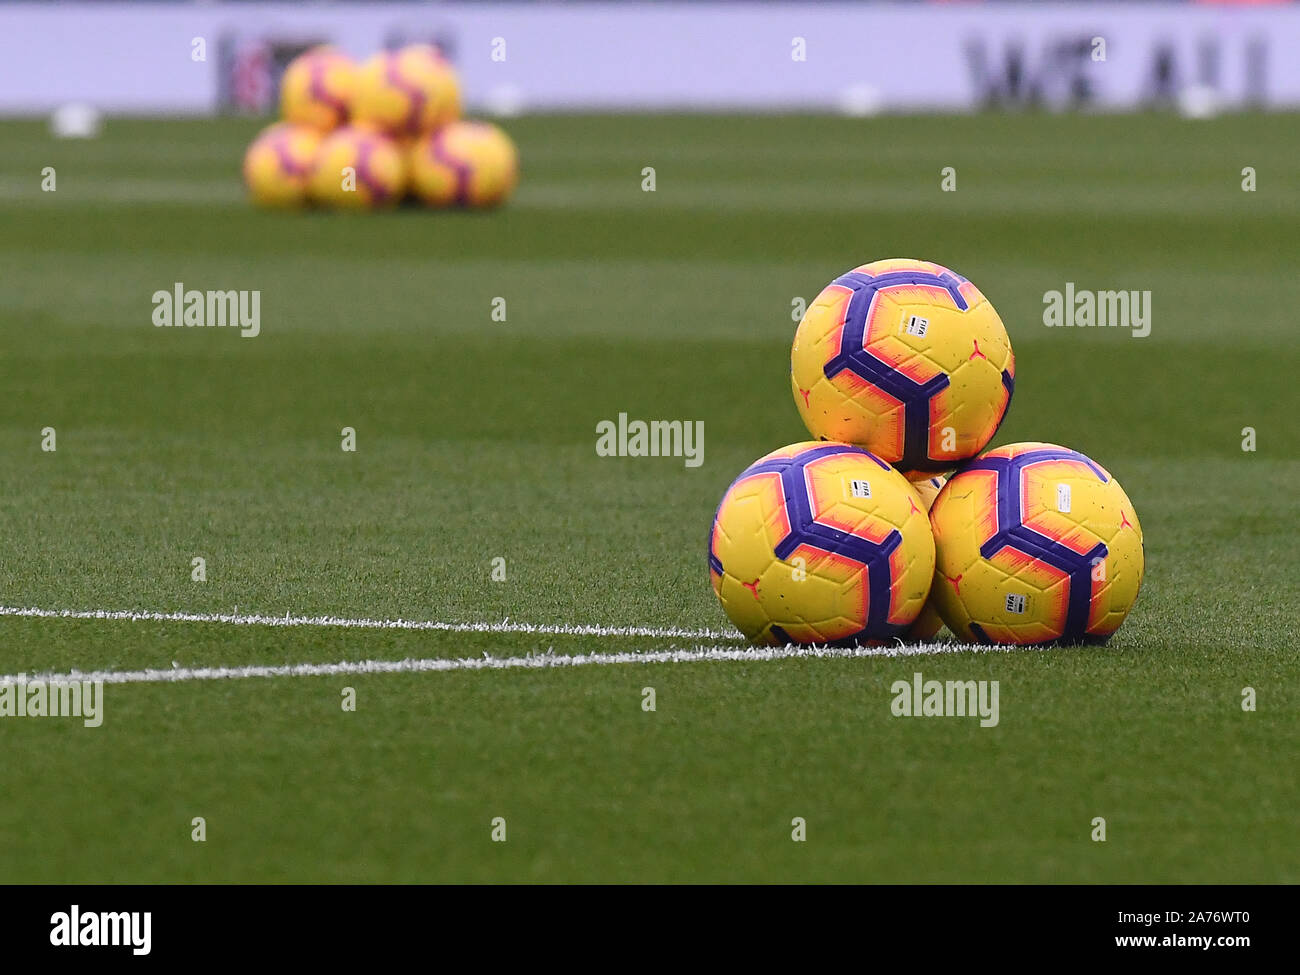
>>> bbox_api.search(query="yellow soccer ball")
[242,122,323,208]
[910,473,948,509]
[902,474,948,642]
[929,442,1145,645]
[308,125,407,209]
[279,46,357,131]
[408,121,519,208]
[351,44,460,136]
[709,441,936,645]
[791,258,1015,477]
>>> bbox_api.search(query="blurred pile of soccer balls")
[709,259,1145,648]
[242,44,518,210]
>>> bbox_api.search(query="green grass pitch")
[0,113,1296,883]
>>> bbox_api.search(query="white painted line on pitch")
[0,604,740,641]
[0,640,1018,687]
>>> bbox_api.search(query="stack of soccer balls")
[242,45,518,210]
[709,259,1145,647]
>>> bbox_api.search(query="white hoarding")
[0,2,1295,114]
